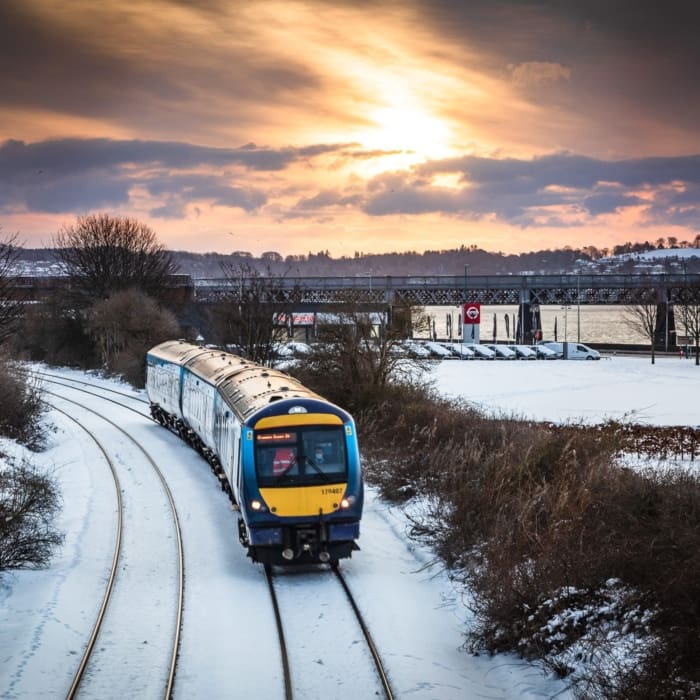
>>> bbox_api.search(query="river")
[419,304,686,346]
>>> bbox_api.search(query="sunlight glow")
[362,106,453,159]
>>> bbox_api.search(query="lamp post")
[561,304,571,358]
[683,260,689,356]
[462,264,468,358]
[576,273,581,343]
[561,305,571,341]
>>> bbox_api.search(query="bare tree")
[678,302,700,366]
[0,231,26,343]
[209,262,295,365]
[623,291,659,364]
[53,214,178,302]
[87,288,181,386]
[675,278,700,365]
[294,299,431,410]
[0,459,63,572]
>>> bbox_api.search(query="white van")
[542,341,600,360]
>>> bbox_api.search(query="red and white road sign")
[463,302,481,324]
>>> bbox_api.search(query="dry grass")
[354,381,700,698]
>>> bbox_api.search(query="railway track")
[31,369,151,412]
[265,564,395,700]
[38,371,394,699]
[43,389,184,699]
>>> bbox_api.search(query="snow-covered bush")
[0,456,63,572]
[0,355,45,449]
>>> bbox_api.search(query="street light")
[561,304,572,358]
[462,264,469,359]
[576,273,581,343]
[561,305,572,341]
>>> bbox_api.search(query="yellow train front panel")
[258,484,347,517]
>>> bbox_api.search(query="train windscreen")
[255,426,347,486]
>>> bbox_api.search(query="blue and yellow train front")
[238,400,363,566]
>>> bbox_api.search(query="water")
[419,305,683,346]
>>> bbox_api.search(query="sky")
[2,0,700,257]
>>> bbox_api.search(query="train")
[145,339,363,566]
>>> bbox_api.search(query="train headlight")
[250,499,263,511]
[340,496,355,509]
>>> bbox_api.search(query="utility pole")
[577,273,581,343]
[462,264,468,358]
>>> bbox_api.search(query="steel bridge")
[194,272,700,344]
[194,273,700,307]
[12,273,700,308]
[12,272,700,345]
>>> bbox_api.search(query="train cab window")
[255,426,347,486]
[272,447,298,476]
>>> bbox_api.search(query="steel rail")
[31,369,149,403]
[333,567,395,700]
[31,370,150,411]
[264,565,294,700]
[45,402,124,700]
[45,389,185,700]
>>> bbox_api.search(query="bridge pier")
[654,302,676,349]
[516,295,542,344]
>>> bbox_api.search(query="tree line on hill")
[15,236,700,278]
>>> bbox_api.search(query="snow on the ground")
[1,356,697,698]
[430,355,698,427]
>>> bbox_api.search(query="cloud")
[143,174,267,217]
[509,61,571,87]
[0,138,349,177]
[644,182,700,229]
[362,153,700,226]
[583,192,643,215]
[0,137,346,215]
[3,135,700,233]
[294,189,364,210]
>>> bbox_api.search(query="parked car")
[464,343,496,359]
[542,341,601,360]
[442,342,476,359]
[401,340,433,358]
[484,343,517,359]
[530,344,558,359]
[424,341,458,358]
[274,341,312,358]
[512,344,537,359]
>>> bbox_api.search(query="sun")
[361,105,453,163]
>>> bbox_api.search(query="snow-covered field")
[0,357,696,698]
[430,355,698,427]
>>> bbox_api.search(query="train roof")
[148,340,327,422]
[147,339,211,366]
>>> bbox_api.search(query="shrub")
[354,379,700,697]
[13,294,97,369]
[0,355,45,449]
[87,288,181,387]
[0,457,63,572]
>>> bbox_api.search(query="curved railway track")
[39,371,394,699]
[265,564,395,700]
[42,387,184,700]
[31,369,151,412]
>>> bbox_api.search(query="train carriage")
[146,340,363,565]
